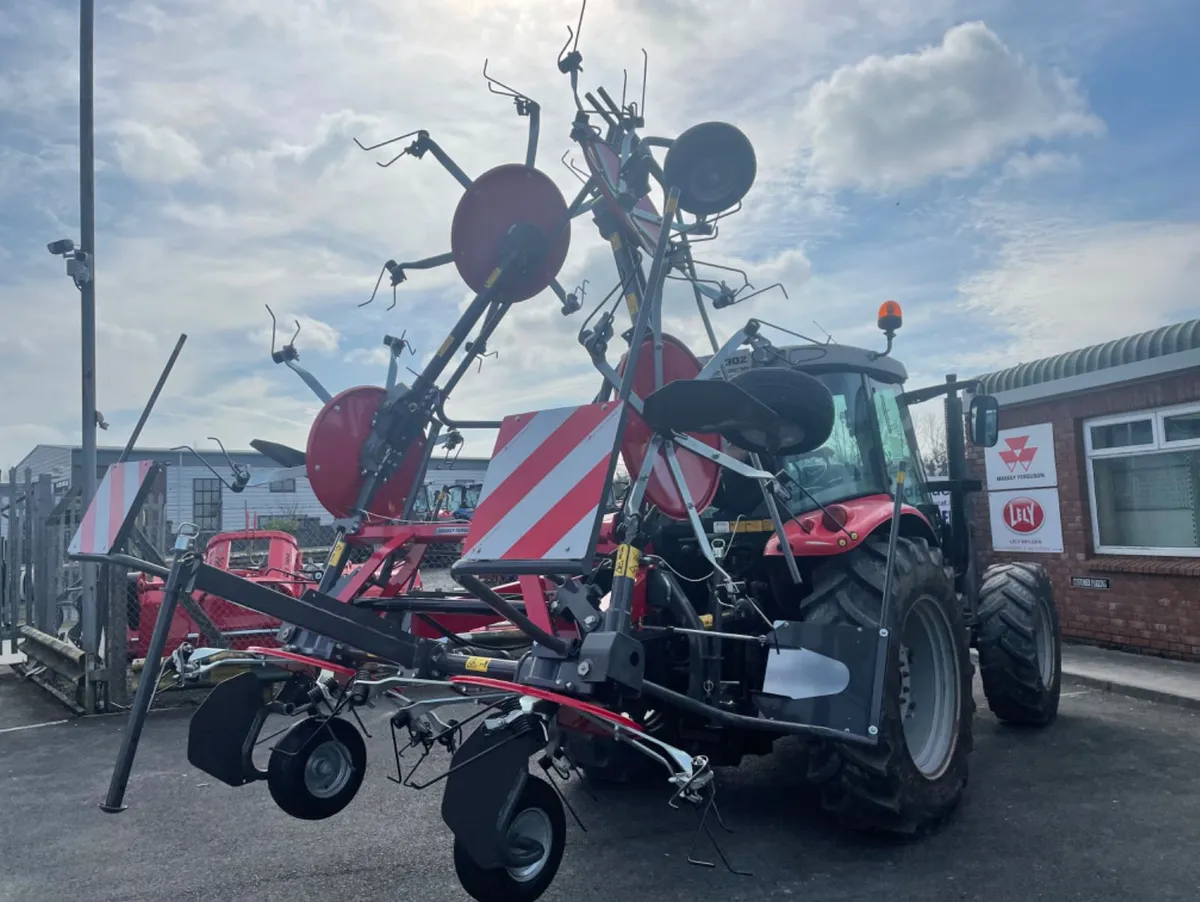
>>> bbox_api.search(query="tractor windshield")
[775,371,889,515]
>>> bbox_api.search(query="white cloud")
[798,21,1105,192]
[110,121,205,183]
[957,205,1200,369]
[1001,150,1080,180]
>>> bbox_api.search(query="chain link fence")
[3,461,481,713]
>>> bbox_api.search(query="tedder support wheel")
[801,535,975,836]
[453,775,567,902]
[975,562,1062,726]
[266,715,367,821]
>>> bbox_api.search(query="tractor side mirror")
[968,395,1000,447]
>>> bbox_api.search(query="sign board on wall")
[988,488,1064,553]
[983,422,1058,492]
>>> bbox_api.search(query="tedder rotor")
[77,11,1063,901]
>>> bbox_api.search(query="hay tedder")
[78,13,1062,901]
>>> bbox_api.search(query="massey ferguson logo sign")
[984,423,1057,491]
[1002,497,1045,534]
[998,435,1038,472]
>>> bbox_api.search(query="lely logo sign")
[1002,496,1044,534]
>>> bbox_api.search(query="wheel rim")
[303,739,354,799]
[899,595,961,780]
[1034,595,1056,686]
[505,807,553,883]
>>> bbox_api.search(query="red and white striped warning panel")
[68,460,156,557]
[461,401,624,563]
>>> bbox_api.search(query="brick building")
[967,319,1200,661]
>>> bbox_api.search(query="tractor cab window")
[776,372,887,515]
[410,488,432,516]
[872,380,933,508]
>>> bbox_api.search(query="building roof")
[975,319,1200,396]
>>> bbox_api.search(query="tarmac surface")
[2,670,1199,902]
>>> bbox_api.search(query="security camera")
[47,238,75,256]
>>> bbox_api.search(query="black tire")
[453,775,566,902]
[975,562,1062,726]
[728,367,835,456]
[664,121,757,216]
[801,535,975,835]
[266,716,367,820]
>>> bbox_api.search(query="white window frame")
[1083,400,1200,557]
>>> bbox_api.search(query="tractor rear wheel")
[801,535,975,835]
[975,562,1062,726]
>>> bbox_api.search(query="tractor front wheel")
[802,535,975,835]
[975,562,1062,726]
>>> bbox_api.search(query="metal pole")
[79,0,101,669]
[119,333,188,463]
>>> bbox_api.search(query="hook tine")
[353,130,422,153]
[360,263,389,308]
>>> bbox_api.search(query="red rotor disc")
[450,163,571,303]
[616,333,721,521]
[305,385,428,521]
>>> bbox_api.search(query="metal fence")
[2,465,471,714]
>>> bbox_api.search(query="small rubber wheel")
[453,776,566,902]
[728,367,835,456]
[266,716,367,821]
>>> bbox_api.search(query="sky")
[1,0,1198,474]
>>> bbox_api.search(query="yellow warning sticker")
[711,519,774,534]
[465,656,490,673]
[624,292,639,317]
[484,266,503,288]
[326,536,346,568]
[614,543,641,579]
[699,614,714,629]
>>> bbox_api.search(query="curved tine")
[734,281,789,305]
[690,258,752,291]
[621,68,628,109]
[169,444,241,491]
[572,0,587,53]
[640,48,649,118]
[482,58,525,99]
[560,149,588,184]
[265,303,279,354]
[557,25,576,66]
[359,262,389,308]
[710,200,743,225]
[353,129,423,153]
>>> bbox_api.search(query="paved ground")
[2,670,1198,902]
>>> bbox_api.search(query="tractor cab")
[702,302,1000,598]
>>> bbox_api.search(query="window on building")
[269,477,296,493]
[1084,402,1200,557]
[192,478,223,534]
